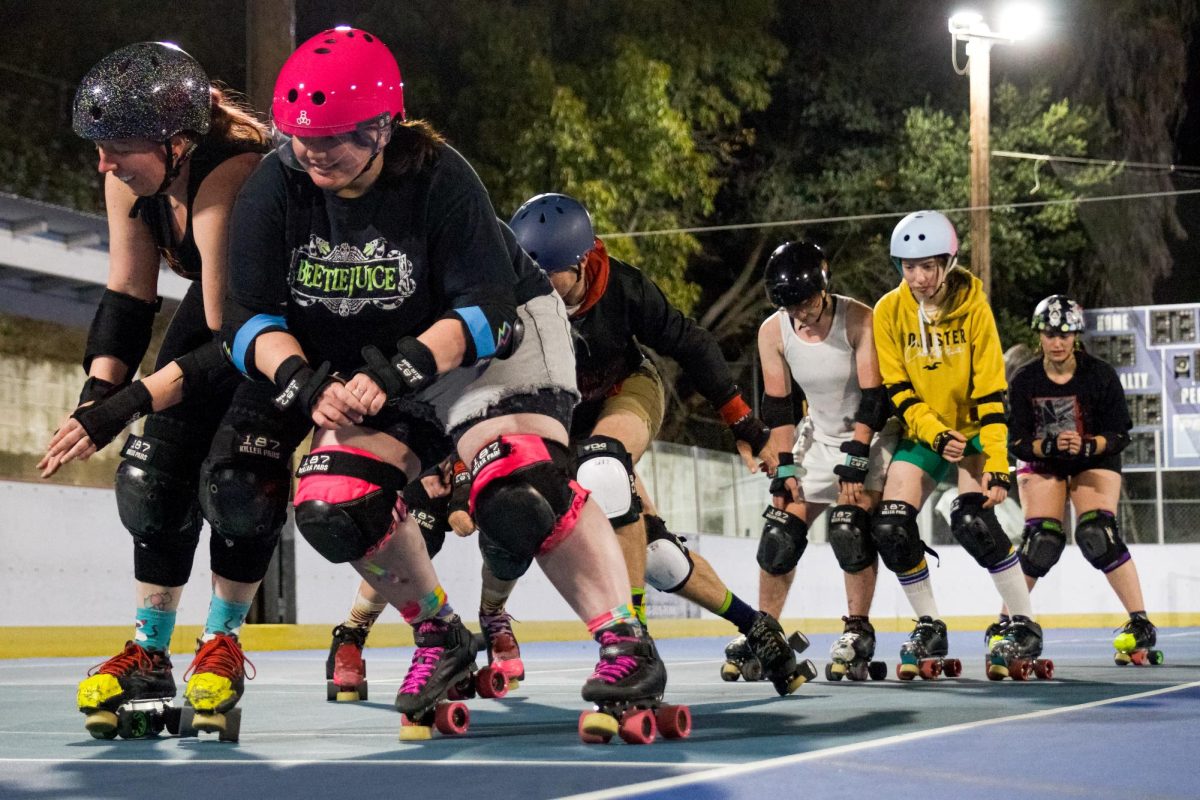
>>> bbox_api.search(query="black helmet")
[510,193,595,273]
[73,42,211,142]
[763,241,829,307]
[1031,294,1085,333]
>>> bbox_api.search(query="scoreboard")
[1082,303,1200,471]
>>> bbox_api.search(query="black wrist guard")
[933,430,955,456]
[986,471,1012,492]
[1041,434,1062,458]
[833,439,871,485]
[78,376,125,407]
[272,355,337,413]
[72,381,153,450]
[1079,436,1098,459]
[449,460,472,515]
[357,337,438,400]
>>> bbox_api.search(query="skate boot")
[720,634,763,682]
[180,633,254,742]
[395,615,507,742]
[579,622,690,744]
[479,610,525,689]
[987,615,1053,680]
[984,615,1010,651]
[326,624,369,702]
[897,616,960,680]
[1113,613,1163,666]
[827,616,887,682]
[744,612,817,696]
[77,641,176,740]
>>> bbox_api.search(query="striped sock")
[586,603,638,636]
[898,559,940,619]
[989,550,1033,618]
[134,607,176,653]
[346,588,388,631]
[631,587,647,627]
[203,595,252,639]
[716,592,759,633]
[400,585,449,624]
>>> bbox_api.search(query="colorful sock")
[134,607,176,653]
[203,595,252,639]
[586,603,638,636]
[346,588,388,631]
[631,587,647,627]
[989,550,1033,618]
[898,560,939,619]
[400,585,448,624]
[717,592,758,634]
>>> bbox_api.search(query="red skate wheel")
[1010,659,1032,681]
[942,659,962,678]
[1033,659,1054,680]
[918,660,942,680]
[655,705,691,740]
[578,710,616,744]
[896,663,917,681]
[1130,650,1149,666]
[434,702,470,735]
[618,709,657,745]
[476,667,509,699]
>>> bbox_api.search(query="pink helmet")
[272,27,405,137]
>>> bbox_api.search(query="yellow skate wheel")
[897,663,918,680]
[84,710,119,738]
[579,711,618,743]
[784,673,809,694]
[987,663,1009,681]
[190,712,226,734]
[336,690,361,702]
[399,719,433,741]
[719,662,740,682]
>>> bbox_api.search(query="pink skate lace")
[399,622,445,694]
[590,630,639,685]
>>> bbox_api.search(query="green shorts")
[892,435,984,482]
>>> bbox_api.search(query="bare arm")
[192,152,262,332]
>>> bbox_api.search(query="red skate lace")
[184,635,256,681]
[89,641,155,677]
[590,632,639,685]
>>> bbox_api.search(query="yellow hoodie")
[873,269,1008,474]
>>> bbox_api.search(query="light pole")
[949,5,1043,297]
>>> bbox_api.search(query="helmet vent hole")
[346,30,355,37]
[312,91,326,105]
[538,213,547,223]
[324,38,337,44]
[90,106,103,121]
[287,88,298,102]
[364,33,375,42]
[117,59,132,74]
[529,250,539,260]
[918,234,926,240]
[314,47,331,54]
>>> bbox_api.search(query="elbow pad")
[445,304,524,366]
[760,393,794,429]
[83,289,162,374]
[853,386,890,431]
[226,313,289,379]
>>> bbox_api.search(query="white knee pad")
[645,535,693,593]
[575,435,641,525]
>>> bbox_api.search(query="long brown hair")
[381,119,446,179]
[935,264,974,318]
[204,85,271,150]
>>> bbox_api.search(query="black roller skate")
[720,634,763,682]
[827,616,887,682]
[395,615,507,742]
[579,622,690,745]
[479,610,525,689]
[987,615,1053,680]
[984,615,1009,652]
[744,612,817,696]
[1113,613,1163,666]
[77,641,177,740]
[326,624,369,702]
[179,633,255,742]
[897,616,960,680]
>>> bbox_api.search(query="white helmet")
[890,210,959,274]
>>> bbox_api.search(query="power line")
[993,149,1200,175]
[600,186,1200,239]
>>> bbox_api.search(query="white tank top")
[777,295,860,444]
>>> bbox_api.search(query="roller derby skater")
[1113,613,1163,666]
[875,212,1039,681]
[753,241,900,684]
[327,624,370,702]
[1009,295,1157,670]
[578,621,691,745]
[77,642,177,740]
[827,616,887,682]
[986,614,1053,680]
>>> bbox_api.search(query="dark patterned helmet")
[1032,294,1085,333]
[763,241,829,307]
[73,42,211,141]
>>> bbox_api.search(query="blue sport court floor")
[1,626,1197,800]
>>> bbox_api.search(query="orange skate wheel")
[434,702,470,735]
[897,663,917,681]
[1033,659,1054,680]
[655,705,691,740]
[476,667,509,699]
[618,709,657,745]
[578,710,616,744]
[1130,650,1149,666]
[918,660,942,680]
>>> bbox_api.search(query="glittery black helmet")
[763,241,829,307]
[73,42,211,142]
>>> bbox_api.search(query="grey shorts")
[420,291,580,438]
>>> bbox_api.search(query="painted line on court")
[0,756,723,769]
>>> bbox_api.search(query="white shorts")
[791,417,900,505]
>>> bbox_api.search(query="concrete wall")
[4,479,1199,627]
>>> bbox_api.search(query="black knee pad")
[757,507,808,576]
[1018,517,1067,578]
[293,448,408,564]
[471,435,584,582]
[871,500,925,574]
[827,504,877,573]
[950,492,1013,568]
[574,435,641,527]
[1075,509,1129,572]
[644,514,694,592]
[200,424,293,546]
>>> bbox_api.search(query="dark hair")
[380,119,446,178]
[204,85,271,150]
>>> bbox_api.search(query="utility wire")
[992,149,1200,175]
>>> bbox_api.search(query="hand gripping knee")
[757,507,808,575]
[644,514,694,592]
[574,435,642,527]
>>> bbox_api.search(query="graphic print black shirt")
[1008,351,1132,464]
[226,146,546,374]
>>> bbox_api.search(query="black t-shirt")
[226,146,548,373]
[1008,351,1132,466]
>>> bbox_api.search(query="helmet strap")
[154,136,197,196]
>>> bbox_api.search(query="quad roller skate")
[579,622,690,745]
[1113,613,1163,666]
[986,615,1053,681]
[479,610,525,690]
[77,641,179,740]
[326,624,369,702]
[179,633,254,742]
[720,634,763,682]
[742,612,817,695]
[826,616,887,682]
[720,615,815,691]
[897,616,961,680]
[395,615,508,742]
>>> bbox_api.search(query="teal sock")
[204,596,253,638]
[134,608,176,652]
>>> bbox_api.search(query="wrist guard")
[272,355,337,414]
[986,471,1012,492]
[72,381,153,450]
[833,439,870,484]
[357,337,438,400]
